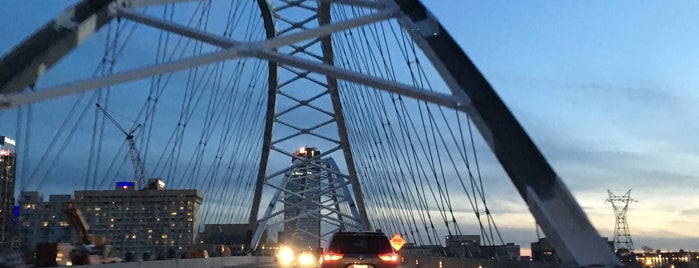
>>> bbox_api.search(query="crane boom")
[95,103,146,188]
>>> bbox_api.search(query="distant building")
[16,191,73,251]
[444,234,520,260]
[0,136,16,249]
[198,224,266,256]
[532,237,613,264]
[445,234,480,257]
[74,178,203,259]
[282,147,321,250]
[636,249,699,268]
[531,237,560,264]
[481,243,520,261]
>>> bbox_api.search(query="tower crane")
[95,103,145,188]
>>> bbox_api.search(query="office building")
[281,147,321,250]
[16,191,73,251]
[0,136,16,249]
[74,178,203,259]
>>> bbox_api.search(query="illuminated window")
[41,221,49,227]
[110,224,114,228]
[94,207,101,211]
[170,212,177,216]
[59,221,69,227]
[187,217,193,222]
[132,235,137,239]
[179,206,184,210]
[148,235,152,239]
[161,234,168,239]
[148,229,153,233]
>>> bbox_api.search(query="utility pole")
[95,103,146,188]
[606,189,637,255]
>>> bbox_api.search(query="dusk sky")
[2,0,699,252]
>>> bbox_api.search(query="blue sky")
[2,0,699,252]
[426,1,699,251]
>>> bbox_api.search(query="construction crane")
[95,103,145,188]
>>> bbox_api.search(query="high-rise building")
[16,191,73,251]
[281,147,321,250]
[74,178,203,259]
[0,136,17,249]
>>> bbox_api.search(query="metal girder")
[250,157,363,250]
[389,0,620,266]
[320,0,387,9]
[0,47,246,110]
[0,0,117,95]
[319,0,370,231]
[247,0,278,248]
[247,0,375,251]
[251,49,469,112]
[0,1,463,115]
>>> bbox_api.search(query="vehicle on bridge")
[275,244,323,268]
[320,232,400,268]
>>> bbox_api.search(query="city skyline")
[1,0,698,253]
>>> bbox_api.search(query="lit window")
[161,234,168,239]
[110,218,114,222]
[110,224,114,228]
[148,229,153,233]
[41,221,49,227]
[179,206,184,210]
[132,235,137,239]
[59,221,69,227]
[187,217,193,222]
[170,212,177,216]
[94,207,101,211]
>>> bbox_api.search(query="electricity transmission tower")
[606,189,637,254]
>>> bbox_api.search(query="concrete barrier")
[400,256,561,268]
[74,256,273,268]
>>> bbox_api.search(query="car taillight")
[320,252,343,263]
[378,253,400,263]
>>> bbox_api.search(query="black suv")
[320,232,400,268]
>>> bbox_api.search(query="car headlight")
[298,252,315,266]
[277,246,295,266]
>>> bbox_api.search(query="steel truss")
[0,0,620,265]
[250,156,362,250]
